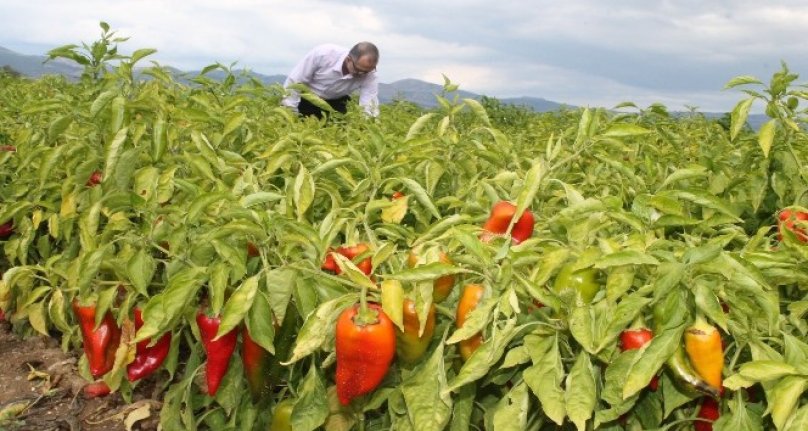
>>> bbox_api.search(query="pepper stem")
[354,282,378,326]
[629,315,647,330]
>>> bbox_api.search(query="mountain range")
[1,45,766,127]
[0,45,568,112]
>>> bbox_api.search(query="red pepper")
[322,243,373,276]
[72,299,121,379]
[85,170,103,187]
[778,208,808,242]
[82,381,112,398]
[396,299,436,366]
[247,241,260,258]
[127,307,171,382]
[242,326,272,400]
[694,396,720,431]
[391,191,405,200]
[620,324,659,391]
[456,284,485,361]
[335,303,395,405]
[0,220,13,239]
[480,201,534,244]
[197,311,238,396]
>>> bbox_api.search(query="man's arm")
[281,49,320,112]
[358,73,380,118]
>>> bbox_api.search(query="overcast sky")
[2,0,807,113]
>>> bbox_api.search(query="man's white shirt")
[282,44,379,117]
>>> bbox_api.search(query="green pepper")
[552,264,600,303]
[269,398,295,431]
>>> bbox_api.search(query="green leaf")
[240,192,284,208]
[663,189,742,222]
[737,361,800,382]
[381,280,404,331]
[332,253,377,292]
[405,113,436,141]
[399,177,441,220]
[47,115,72,141]
[446,296,496,344]
[291,364,329,431]
[104,127,129,181]
[444,321,520,395]
[770,376,807,430]
[568,304,595,354]
[730,98,754,141]
[266,268,297,324]
[693,280,728,332]
[402,337,453,430]
[724,75,763,88]
[137,267,207,343]
[283,295,355,365]
[601,123,652,137]
[463,98,491,127]
[524,334,566,425]
[127,248,155,296]
[215,275,259,339]
[758,119,776,157]
[595,294,653,352]
[594,250,659,268]
[491,381,529,431]
[385,262,470,283]
[623,322,685,399]
[222,112,246,137]
[784,404,808,431]
[186,192,230,224]
[130,48,157,65]
[245,291,276,354]
[513,159,545,228]
[294,165,315,219]
[565,353,597,431]
[657,166,708,191]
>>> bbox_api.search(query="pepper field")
[2,24,808,431]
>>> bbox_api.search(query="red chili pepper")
[694,396,720,431]
[197,311,238,396]
[480,201,534,244]
[127,308,171,382]
[620,324,659,391]
[72,299,121,379]
[322,243,373,276]
[0,220,13,239]
[242,326,272,400]
[335,303,395,405]
[391,191,405,200]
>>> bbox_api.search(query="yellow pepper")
[684,315,724,392]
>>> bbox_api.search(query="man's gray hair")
[350,42,379,63]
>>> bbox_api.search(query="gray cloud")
[1,0,805,112]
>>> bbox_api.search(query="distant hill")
[0,45,768,122]
[0,46,81,78]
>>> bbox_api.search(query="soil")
[0,321,161,431]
